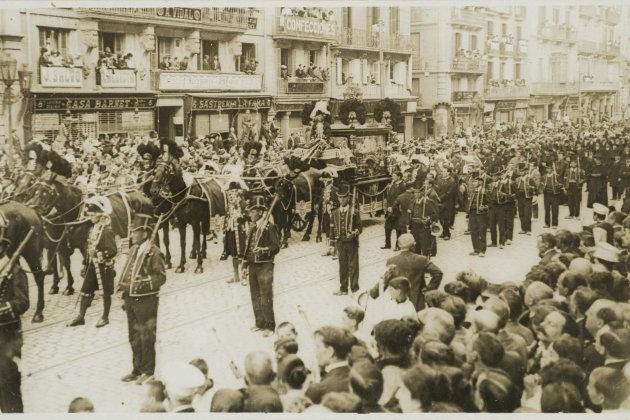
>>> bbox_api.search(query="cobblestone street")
[19,198,596,412]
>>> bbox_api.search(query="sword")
[210,327,243,379]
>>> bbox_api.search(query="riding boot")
[68,294,92,327]
[229,257,240,283]
[96,295,111,328]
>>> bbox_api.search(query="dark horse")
[0,201,47,322]
[149,156,225,273]
[29,179,153,294]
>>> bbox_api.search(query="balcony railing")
[337,27,380,49]
[39,66,83,88]
[450,8,485,28]
[277,78,328,95]
[274,14,337,40]
[451,57,485,73]
[578,40,601,55]
[384,83,410,98]
[381,33,413,51]
[452,90,478,103]
[515,40,528,57]
[531,82,579,96]
[580,80,619,92]
[152,70,262,91]
[605,9,621,25]
[332,83,380,100]
[96,68,137,88]
[579,6,600,19]
[77,8,250,30]
[605,43,620,58]
[539,24,578,44]
[485,85,529,100]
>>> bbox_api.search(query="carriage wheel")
[291,212,308,232]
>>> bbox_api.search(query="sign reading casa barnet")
[280,16,336,37]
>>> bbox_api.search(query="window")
[99,32,125,54]
[515,63,521,80]
[487,21,494,37]
[309,50,318,67]
[516,26,521,41]
[452,77,460,92]
[201,40,218,69]
[500,62,505,80]
[367,7,380,28]
[487,61,494,79]
[39,27,69,57]
[412,78,420,96]
[280,48,289,69]
[538,6,546,26]
[342,7,352,28]
[501,23,507,37]
[553,8,559,24]
[240,43,256,71]
[471,34,478,50]
[455,32,462,51]
[389,7,400,34]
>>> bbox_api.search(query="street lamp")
[0,57,18,169]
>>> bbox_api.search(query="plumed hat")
[137,142,161,161]
[159,137,184,159]
[243,141,262,158]
[38,150,73,178]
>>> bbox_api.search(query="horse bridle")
[29,181,59,216]
[152,159,175,198]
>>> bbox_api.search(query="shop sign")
[155,8,202,22]
[287,81,324,94]
[99,69,137,88]
[279,16,336,38]
[515,100,529,109]
[452,91,477,102]
[275,103,304,112]
[40,66,83,88]
[158,72,262,91]
[530,96,553,106]
[34,96,156,112]
[192,96,273,111]
[495,100,516,110]
[565,96,579,107]
[248,17,258,29]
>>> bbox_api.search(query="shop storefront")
[514,100,529,123]
[494,100,516,123]
[189,95,273,139]
[29,94,156,142]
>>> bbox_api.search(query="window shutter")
[373,61,381,84]
[336,57,343,85]
[276,48,282,77]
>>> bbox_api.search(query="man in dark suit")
[382,171,406,250]
[305,326,355,404]
[0,231,29,413]
[383,233,443,311]
[331,184,362,295]
[118,214,167,385]
[537,233,559,265]
[243,196,281,337]
[436,165,458,240]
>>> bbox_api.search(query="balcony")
[452,91,478,103]
[39,66,83,88]
[152,71,262,92]
[531,82,579,96]
[580,80,619,92]
[451,56,485,74]
[337,27,380,49]
[277,78,328,95]
[274,14,337,41]
[579,6,600,19]
[381,33,413,52]
[96,68,137,88]
[332,83,379,100]
[499,42,514,57]
[515,40,528,58]
[578,40,601,55]
[450,8,485,29]
[485,85,529,100]
[77,8,250,31]
[605,43,620,58]
[605,8,621,25]
[514,7,526,20]
[539,24,578,44]
[384,83,410,98]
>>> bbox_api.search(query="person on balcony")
[159,57,171,70]
[212,56,221,71]
[179,57,189,71]
[39,48,52,67]
[280,65,289,80]
[124,53,136,70]
[171,57,180,70]
[307,63,316,79]
[51,51,63,67]
[202,55,211,71]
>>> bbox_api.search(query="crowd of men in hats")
[4,117,630,412]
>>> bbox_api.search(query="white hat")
[160,361,205,399]
[593,203,609,216]
[592,242,620,263]
[84,196,112,216]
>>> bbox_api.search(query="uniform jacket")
[436,176,458,209]
[85,224,117,266]
[118,243,166,297]
[386,181,407,209]
[0,263,29,327]
[244,222,281,263]
[392,191,414,231]
[384,250,443,311]
[331,206,362,243]
[562,167,586,189]
[468,185,489,214]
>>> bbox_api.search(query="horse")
[0,201,47,322]
[149,156,219,273]
[290,168,323,242]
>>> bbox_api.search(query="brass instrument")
[478,174,489,213]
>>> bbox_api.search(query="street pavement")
[19,195,599,412]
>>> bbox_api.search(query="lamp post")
[0,57,18,169]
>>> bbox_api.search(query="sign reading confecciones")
[192,96,273,111]
[34,97,157,112]
[280,16,336,38]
